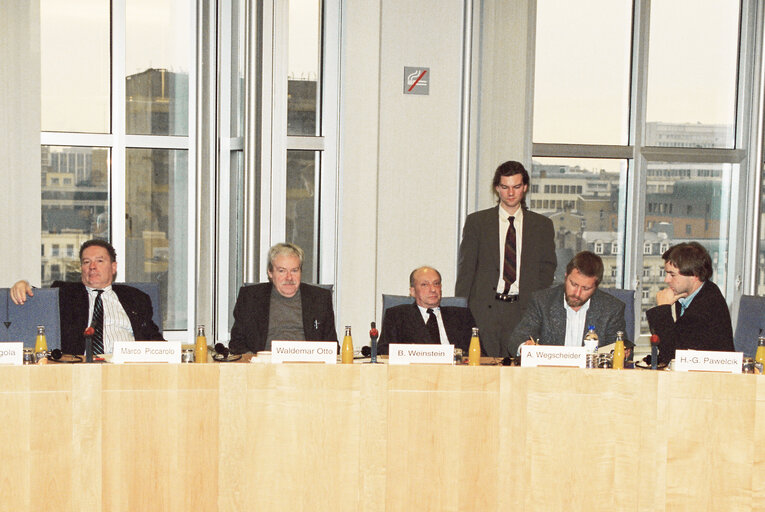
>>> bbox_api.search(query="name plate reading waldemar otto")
[271,341,338,364]
[388,343,454,365]
[112,341,181,364]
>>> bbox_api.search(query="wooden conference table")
[1,360,764,511]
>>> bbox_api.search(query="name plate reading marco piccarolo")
[271,341,337,364]
[674,350,742,373]
[0,342,23,365]
[388,344,454,365]
[112,341,181,364]
[520,345,586,368]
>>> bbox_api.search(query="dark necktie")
[92,290,105,355]
[674,301,682,320]
[426,308,441,343]
[503,216,517,293]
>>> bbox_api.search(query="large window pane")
[41,0,110,133]
[759,171,765,295]
[41,146,110,285]
[530,158,627,287]
[645,0,739,148]
[287,0,322,136]
[228,151,246,330]
[642,161,733,331]
[125,149,188,330]
[286,150,318,283]
[126,0,190,135]
[533,0,632,145]
[231,0,246,137]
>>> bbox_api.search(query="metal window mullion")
[216,0,234,342]
[318,0,340,285]
[40,132,115,148]
[268,0,288,279]
[123,135,191,149]
[112,0,127,267]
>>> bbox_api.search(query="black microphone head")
[49,349,62,360]
[214,343,229,358]
[361,345,371,357]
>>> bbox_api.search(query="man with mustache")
[11,239,163,354]
[229,242,338,354]
[505,251,630,356]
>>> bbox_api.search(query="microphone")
[49,349,63,360]
[214,343,230,360]
[369,321,379,363]
[650,334,660,370]
[84,326,95,363]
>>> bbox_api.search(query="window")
[642,266,651,278]
[594,242,604,254]
[533,0,749,337]
[41,0,193,334]
[611,242,619,254]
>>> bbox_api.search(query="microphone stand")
[84,327,94,363]
[369,322,379,364]
[650,334,659,370]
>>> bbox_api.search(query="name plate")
[674,350,742,373]
[271,341,337,364]
[520,345,586,368]
[388,344,454,365]
[112,341,181,364]
[0,342,23,365]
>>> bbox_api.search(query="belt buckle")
[495,292,519,303]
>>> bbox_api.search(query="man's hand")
[656,287,687,306]
[10,280,33,305]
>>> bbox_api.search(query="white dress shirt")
[496,206,523,295]
[563,295,590,348]
[417,305,451,345]
[86,285,135,354]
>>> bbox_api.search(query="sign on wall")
[404,67,429,95]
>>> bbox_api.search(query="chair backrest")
[382,294,468,314]
[733,294,765,357]
[243,283,334,292]
[0,288,61,350]
[599,288,636,343]
[120,282,162,333]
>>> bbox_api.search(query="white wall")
[336,0,533,335]
[0,1,42,286]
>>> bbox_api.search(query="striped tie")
[92,290,104,355]
[503,216,517,293]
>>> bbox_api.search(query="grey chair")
[733,294,765,357]
[382,294,468,314]
[121,282,162,334]
[600,288,636,343]
[243,282,333,292]
[0,288,61,350]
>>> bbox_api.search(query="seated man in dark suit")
[378,266,476,355]
[646,242,733,364]
[229,243,338,354]
[11,239,163,354]
[506,251,630,356]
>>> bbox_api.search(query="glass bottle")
[754,336,765,373]
[34,325,48,362]
[194,325,208,364]
[612,331,625,370]
[582,325,599,354]
[341,326,354,364]
[468,327,481,366]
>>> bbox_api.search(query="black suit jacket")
[646,280,734,364]
[229,282,338,354]
[52,281,163,355]
[378,303,477,355]
[455,206,556,356]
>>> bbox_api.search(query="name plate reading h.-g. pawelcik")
[112,341,181,364]
[271,341,337,364]
[520,344,586,368]
[388,343,454,365]
[674,350,742,373]
[0,342,23,365]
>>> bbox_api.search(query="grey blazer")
[455,205,556,356]
[504,285,628,357]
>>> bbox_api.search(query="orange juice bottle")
[34,325,48,362]
[195,325,208,363]
[341,326,354,364]
[612,331,625,370]
[468,327,481,366]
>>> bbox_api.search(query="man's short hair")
[565,251,604,285]
[267,243,304,272]
[409,266,442,288]
[492,160,530,208]
[79,239,117,263]
[662,242,713,281]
